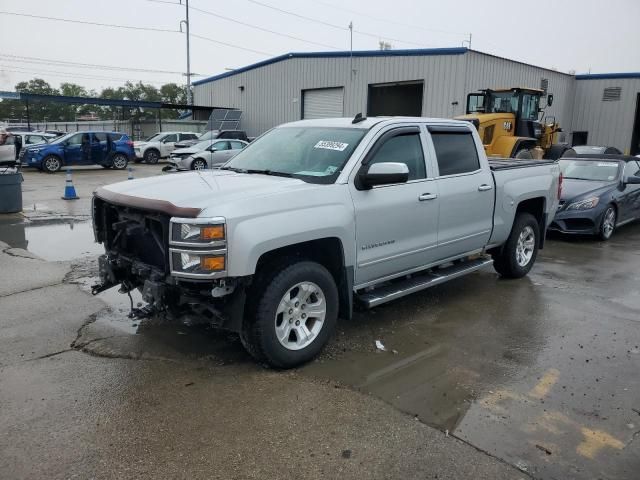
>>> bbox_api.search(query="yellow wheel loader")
[455,87,574,160]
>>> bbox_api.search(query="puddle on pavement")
[0,218,103,261]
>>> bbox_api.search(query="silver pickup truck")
[92,116,561,368]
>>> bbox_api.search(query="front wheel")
[242,260,338,368]
[190,158,207,170]
[492,212,539,278]
[111,153,128,170]
[598,205,616,241]
[42,155,62,173]
[143,149,159,164]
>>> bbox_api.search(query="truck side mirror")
[625,175,640,185]
[547,94,554,107]
[359,162,409,188]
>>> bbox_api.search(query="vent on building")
[602,87,621,101]
[540,78,549,96]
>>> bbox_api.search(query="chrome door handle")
[478,184,493,191]
[419,193,438,201]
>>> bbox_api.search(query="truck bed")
[489,159,557,171]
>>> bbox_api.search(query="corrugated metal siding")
[193,51,575,139]
[571,78,640,153]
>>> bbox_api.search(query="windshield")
[192,140,217,151]
[198,130,219,141]
[145,133,163,142]
[559,159,621,181]
[225,127,367,183]
[486,92,519,114]
[572,146,606,155]
[49,132,75,144]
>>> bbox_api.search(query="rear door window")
[431,131,480,176]
[162,134,178,143]
[108,133,123,142]
[93,133,107,142]
[213,141,231,151]
[230,141,246,150]
[180,133,198,141]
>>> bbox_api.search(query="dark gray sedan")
[550,155,640,240]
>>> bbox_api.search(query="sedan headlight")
[566,196,600,210]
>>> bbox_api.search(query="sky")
[0,0,639,94]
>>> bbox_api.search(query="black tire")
[111,153,128,170]
[242,260,339,368]
[514,148,533,159]
[143,149,160,164]
[598,205,616,241]
[42,155,62,173]
[545,145,574,160]
[190,158,207,170]
[492,212,540,279]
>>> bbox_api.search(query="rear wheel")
[143,149,159,164]
[598,205,616,241]
[492,213,539,278]
[111,153,128,170]
[545,145,575,160]
[514,148,533,159]
[241,260,338,368]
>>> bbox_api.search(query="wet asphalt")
[0,165,638,479]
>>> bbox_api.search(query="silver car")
[169,139,248,170]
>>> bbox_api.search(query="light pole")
[180,0,192,105]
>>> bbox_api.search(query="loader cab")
[466,88,545,139]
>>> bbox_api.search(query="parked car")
[174,130,249,149]
[569,145,622,155]
[550,154,640,240]
[0,131,55,165]
[169,139,248,170]
[21,131,134,173]
[92,116,561,368]
[133,131,199,164]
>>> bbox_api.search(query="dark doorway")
[367,81,423,117]
[572,131,588,146]
[631,93,640,155]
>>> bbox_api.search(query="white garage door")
[303,87,344,119]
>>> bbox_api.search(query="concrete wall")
[193,49,576,138]
[571,77,640,153]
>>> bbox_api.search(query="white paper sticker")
[597,162,618,167]
[314,140,348,151]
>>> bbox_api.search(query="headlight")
[170,218,225,246]
[170,249,226,277]
[566,196,600,210]
[31,148,41,154]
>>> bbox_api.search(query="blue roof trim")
[576,72,640,80]
[192,47,468,86]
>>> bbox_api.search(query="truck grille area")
[93,198,169,272]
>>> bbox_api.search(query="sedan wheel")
[599,206,616,241]
[191,158,207,170]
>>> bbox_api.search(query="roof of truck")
[281,117,471,130]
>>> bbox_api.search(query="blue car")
[20,131,134,173]
[550,155,640,240]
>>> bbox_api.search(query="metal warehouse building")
[193,48,640,155]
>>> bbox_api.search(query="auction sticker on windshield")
[314,140,349,151]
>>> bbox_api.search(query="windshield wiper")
[221,167,293,177]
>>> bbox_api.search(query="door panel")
[350,126,439,286]
[91,133,107,164]
[428,128,494,258]
[621,161,640,221]
[65,133,85,164]
[160,134,178,156]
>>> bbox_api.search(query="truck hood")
[95,170,314,218]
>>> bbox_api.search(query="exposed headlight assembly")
[169,217,227,279]
[566,196,599,210]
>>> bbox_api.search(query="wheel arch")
[510,138,538,157]
[253,237,353,321]
[516,197,546,248]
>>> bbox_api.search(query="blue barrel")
[0,172,23,213]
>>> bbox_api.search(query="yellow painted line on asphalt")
[528,368,560,399]
[576,427,625,459]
